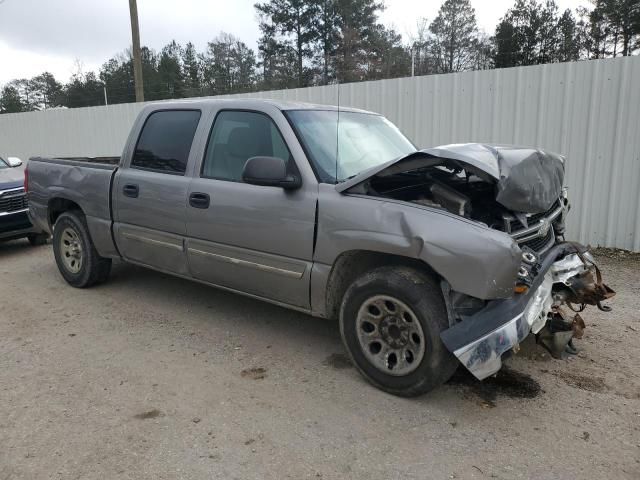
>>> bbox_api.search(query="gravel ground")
[1,240,638,479]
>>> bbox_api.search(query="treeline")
[1,0,638,113]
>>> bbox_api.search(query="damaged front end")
[440,243,615,380]
[338,143,570,257]
[338,142,615,379]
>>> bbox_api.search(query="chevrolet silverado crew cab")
[26,99,614,396]
[1,155,48,245]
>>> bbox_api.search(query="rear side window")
[201,110,292,182]
[132,110,201,174]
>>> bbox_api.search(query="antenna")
[335,71,340,182]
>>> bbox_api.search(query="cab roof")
[144,97,376,115]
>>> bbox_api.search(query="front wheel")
[339,266,458,397]
[53,211,111,288]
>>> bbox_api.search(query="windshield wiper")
[337,174,358,183]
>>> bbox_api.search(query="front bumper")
[440,243,612,380]
[0,209,38,240]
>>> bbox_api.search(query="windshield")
[286,110,416,183]
[0,157,8,169]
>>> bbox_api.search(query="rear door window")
[132,110,201,174]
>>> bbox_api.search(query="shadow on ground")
[0,238,44,258]
[106,262,546,408]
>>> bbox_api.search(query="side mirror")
[7,157,22,167]
[242,156,301,190]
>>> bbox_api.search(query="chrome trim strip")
[452,313,524,380]
[121,232,183,251]
[188,247,304,279]
[0,207,28,217]
[0,187,25,196]
[453,313,523,358]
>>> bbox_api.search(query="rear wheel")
[53,211,111,288]
[339,266,458,397]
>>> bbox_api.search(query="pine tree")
[65,72,105,108]
[255,0,318,87]
[182,42,202,97]
[139,47,163,100]
[256,21,299,90]
[538,1,560,64]
[157,41,185,99]
[100,53,135,104]
[494,19,520,67]
[492,0,579,66]
[597,0,640,56]
[429,0,479,73]
[0,85,27,113]
[28,72,65,109]
[312,0,340,85]
[334,0,383,82]
[203,33,257,95]
[557,9,580,62]
[365,25,411,80]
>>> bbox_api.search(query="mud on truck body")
[25,99,615,396]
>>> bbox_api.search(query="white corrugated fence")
[1,56,639,250]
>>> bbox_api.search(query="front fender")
[315,185,521,300]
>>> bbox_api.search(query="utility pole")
[103,86,108,106]
[129,0,144,102]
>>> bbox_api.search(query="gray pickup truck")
[27,99,614,396]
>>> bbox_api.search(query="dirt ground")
[1,240,638,479]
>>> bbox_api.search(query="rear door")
[185,108,317,308]
[113,109,203,276]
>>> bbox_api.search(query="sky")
[0,0,588,85]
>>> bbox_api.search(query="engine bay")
[364,162,516,233]
[339,145,569,254]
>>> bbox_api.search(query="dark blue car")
[0,156,48,245]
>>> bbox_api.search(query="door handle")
[123,184,139,198]
[189,192,210,209]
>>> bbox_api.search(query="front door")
[185,109,316,308]
[113,109,202,276]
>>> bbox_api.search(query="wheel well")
[324,250,439,320]
[48,198,82,227]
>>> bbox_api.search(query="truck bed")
[27,156,119,257]
[29,156,120,169]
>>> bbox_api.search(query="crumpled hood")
[337,143,565,213]
[0,164,25,189]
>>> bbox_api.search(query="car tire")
[27,232,49,246]
[339,266,458,397]
[53,211,111,288]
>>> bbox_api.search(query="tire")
[53,211,111,288]
[27,232,49,246]
[339,266,458,397]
